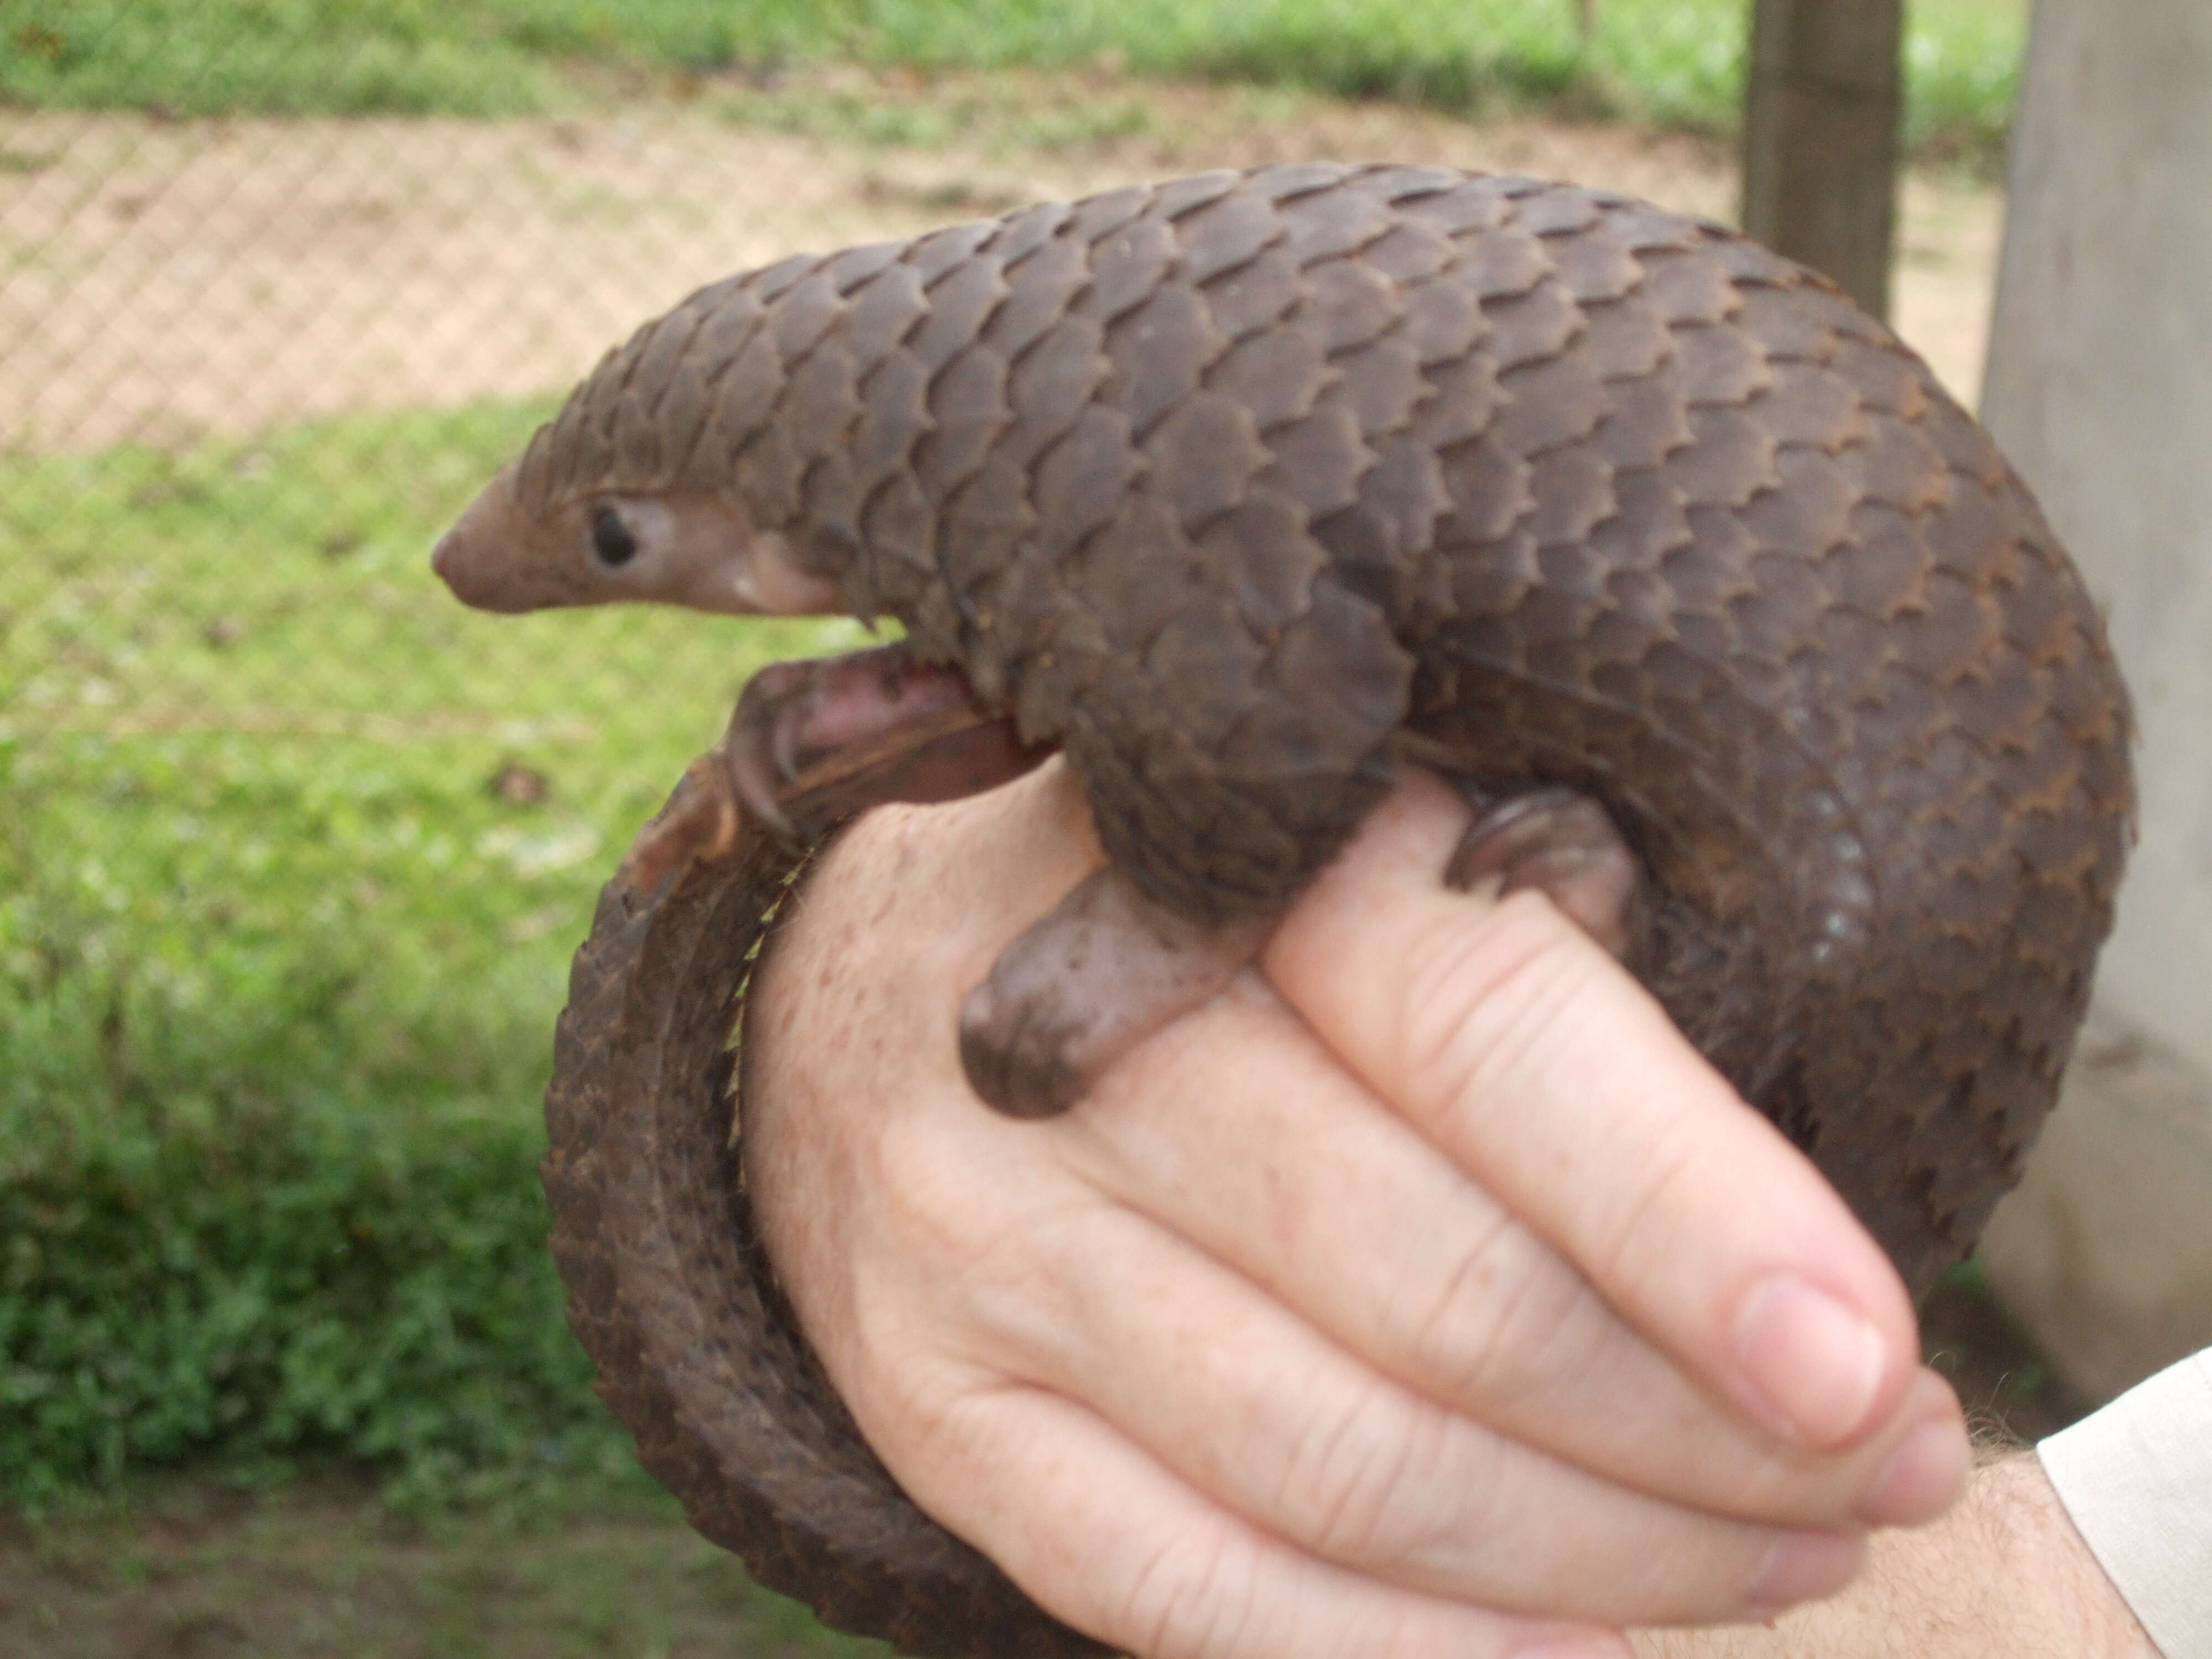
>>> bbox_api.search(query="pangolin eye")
[591,504,637,567]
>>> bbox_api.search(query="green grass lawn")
[0,400,864,1508]
[2,0,2028,165]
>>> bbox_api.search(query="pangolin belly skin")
[525,163,2133,1656]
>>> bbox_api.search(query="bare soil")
[2,64,2002,454]
[0,1475,877,1659]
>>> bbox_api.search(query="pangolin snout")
[427,520,507,609]
[429,525,460,587]
[429,467,564,614]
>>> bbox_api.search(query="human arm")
[1632,1451,2159,1659]
[740,762,1971,1659]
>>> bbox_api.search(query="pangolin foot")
[720,644,982,841]
[959,865,1272,1118]
[619,642,1022,894]
[1444,784,1641,959]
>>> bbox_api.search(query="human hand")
[742,761,1971,1659]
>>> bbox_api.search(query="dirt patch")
[2,65,2001,453]
[0,1476,877,1659]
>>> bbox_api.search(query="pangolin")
[432,162,2133,1656]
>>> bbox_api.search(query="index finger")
[1263,772,1941,1460]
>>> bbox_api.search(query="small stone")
[491,763,551,806]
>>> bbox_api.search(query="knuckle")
[822,1271,1017,1489]
[1113,1525,1262,1659]
[1394,892,1590,1138]
[1275,1380,1428,1563]
[884,1175,1125,1394]
[868,1112,992,1265]
[1400,1216,1592,1413]
[1613,1525,1780,1624]
[869,1364,986,1488]
[864,1115,1086,1333]
[1582,1107,1713,1295]
[1269,1378,1514,1583]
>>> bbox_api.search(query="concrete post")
[1976,0,2212,1402]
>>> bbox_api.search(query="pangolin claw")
[622,754,744,894]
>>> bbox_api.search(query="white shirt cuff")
[2039,1347,2212,1658]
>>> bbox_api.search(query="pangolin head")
[431,448,839,619]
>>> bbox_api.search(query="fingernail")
[1857,1416,1970,1525]
[1745,1529,1863,1613]
[1733,1275,1888,1446]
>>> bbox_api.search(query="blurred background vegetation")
[1,0,2025,163]
[2,1,2049,1651]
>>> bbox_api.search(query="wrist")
[1630,1451,2157,1659]
[1945,1452,2158,1658]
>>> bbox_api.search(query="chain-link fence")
[1,2,2030,1506]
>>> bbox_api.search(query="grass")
[0,399,865,1509]
[1,0,2029,166]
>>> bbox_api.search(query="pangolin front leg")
[624,643,1040,890]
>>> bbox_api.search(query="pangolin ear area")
[430,462,580,614]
